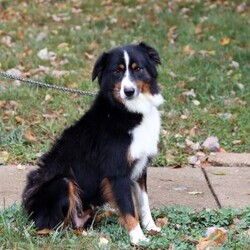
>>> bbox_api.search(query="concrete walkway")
[0,153,250,210]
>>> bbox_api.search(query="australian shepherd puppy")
[22,42,164,245]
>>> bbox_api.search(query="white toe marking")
[129,224,149,245]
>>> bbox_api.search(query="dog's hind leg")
[23,176,82,230]
[102,177,149,245]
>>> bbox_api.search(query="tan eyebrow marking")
[131,63,138,69]
[119,64,125,70]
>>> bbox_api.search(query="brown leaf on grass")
[25,129,38,143]
[196,227,228,250]
[88,41,100,52]
[0,100,6,108]
[167,26,178,44]
[74,228,89,236]
[219,148,227,153]
[37,228,53,235]
[183,45,195,56]
[156,217,169,228]
[220,38,231,46]
[148,229,160,236]
[42,109,64,119]
[15,116,24,124]
[84,52,95,60]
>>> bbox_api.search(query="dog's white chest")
[130,107,161,159]
[130,107,161,180]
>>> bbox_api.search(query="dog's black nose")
[124,87,135,98]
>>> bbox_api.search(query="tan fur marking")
[102,178,117,206]
[96,210,116,222]
[136,81,151,94]
[65,180,83,226]
[119,64,125,70]
[131,63,138,70]
[121,214,139,232]
[113,82,123,103]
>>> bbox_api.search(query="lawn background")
[0,0,249,166]
[0,1,249,249]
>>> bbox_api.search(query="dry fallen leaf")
[0,151,9,165]
[25,129,38,143]
[17,164,27,170]
[15,116,24,124]
[196,227,228,250]
[98,237,109,249]
[37,228,53,235]
[0,100,6,108]
[74,228,89,236]
[219,148,227,153]
[183,45,195,56]
[44,94,53,103]
[211,170,226,176]
[37,48,56,61]
[156,217,169,228]
[220,38,231,46]
[188,191,203,195]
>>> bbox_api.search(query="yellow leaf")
[37,228,53,235]
[220,38,231,46]
[0,151,9,162]
[211,170,226,175]
[196,227,228,250]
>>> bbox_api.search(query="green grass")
[0,204,249,249]
[0,0,249,166]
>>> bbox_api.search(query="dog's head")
[92,42,164,113]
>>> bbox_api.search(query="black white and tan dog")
[22,42,164,244]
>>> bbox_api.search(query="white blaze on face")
[120,51,136,99]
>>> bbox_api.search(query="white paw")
[146,225,161,232]
[130,234,149,245]
[129,225,150,245]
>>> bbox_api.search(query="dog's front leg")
[133,172,161,233]
[102,177,149,245]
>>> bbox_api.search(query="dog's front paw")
[143,220,161,233]
[129,225,149,245]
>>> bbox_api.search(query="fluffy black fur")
[22,42,161,232]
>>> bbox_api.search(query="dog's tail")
[22,168,82,229]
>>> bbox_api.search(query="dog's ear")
[92,52,109,81]
[139,42,161,66]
